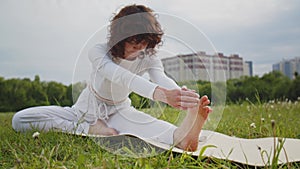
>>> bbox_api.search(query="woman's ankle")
[176,136,199,151]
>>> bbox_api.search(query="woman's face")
[123,40,148,60]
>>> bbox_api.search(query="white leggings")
[12,106,177,145]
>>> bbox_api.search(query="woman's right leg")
[173,95,212,151]
[12,106,90,135]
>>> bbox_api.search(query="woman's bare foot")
[88,119,118,136]
[173,95,212,151]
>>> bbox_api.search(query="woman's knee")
[11,107,40,132]
[12,110,24,131]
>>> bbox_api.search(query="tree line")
[0,71,299,112]
[0,75,85,112]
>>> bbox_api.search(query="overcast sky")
[1,0,299,84]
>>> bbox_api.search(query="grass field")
[1,100,300,168]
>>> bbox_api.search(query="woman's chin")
[124,54,138,60]
[125,57,137,61]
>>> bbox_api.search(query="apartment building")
[273,57,300,79]
[161,52,252,82]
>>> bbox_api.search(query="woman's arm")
[148,58,199,110]
[89,44,199,108]
[148,66,179,89]
[89,44,158,100]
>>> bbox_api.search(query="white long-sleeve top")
[73,43,179,123]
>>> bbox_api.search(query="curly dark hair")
[108,4,164,61]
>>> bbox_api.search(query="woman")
[12,4,211,151]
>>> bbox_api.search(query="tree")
[45,81,68,105]
[289,76,300,101]
[29,75,49,106]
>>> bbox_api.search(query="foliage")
[0,71,299,112]
[0,75,76,112]
[1,100,300,168]
[129,93,150,109]
[226,71,298,104]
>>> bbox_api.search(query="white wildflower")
[250,123,256,128]
[32,131,40,138]
[261,118,265,122]
[271,120,276,128]
[270,105,274,109]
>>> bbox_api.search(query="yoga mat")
[86,130,300,166]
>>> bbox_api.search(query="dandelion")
[32,131,40,138]
[247,106,250,112]
[271,120,276,129]
[270,105,274,109]
[250,123,256,128]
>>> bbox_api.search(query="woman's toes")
[199,106,212,119]
[199,96,210,106]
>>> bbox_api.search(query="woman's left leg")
[12,106,90,134]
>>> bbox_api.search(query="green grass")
[1,100,300,168]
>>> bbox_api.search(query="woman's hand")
[153,86,200,110]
